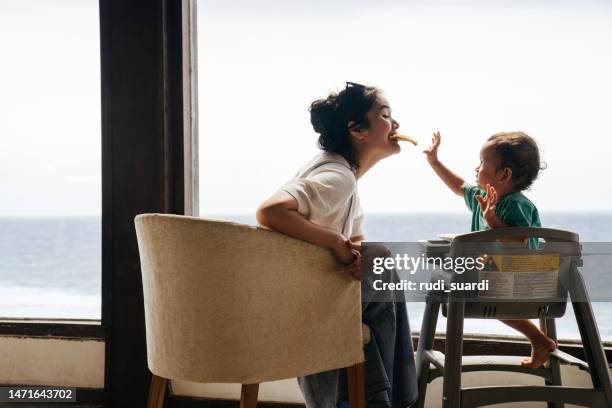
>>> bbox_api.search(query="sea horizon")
[2,213,612,340]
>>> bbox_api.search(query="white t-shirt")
[280,152,364,238]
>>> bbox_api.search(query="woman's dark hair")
[309,84,380,170]
[488,131,546,191]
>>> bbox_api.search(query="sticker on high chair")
[478,254,560,299]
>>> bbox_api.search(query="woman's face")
[358,96,401,158]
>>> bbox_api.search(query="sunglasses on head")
[345,81,366,91]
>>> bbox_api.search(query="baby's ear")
[501,167,513,183]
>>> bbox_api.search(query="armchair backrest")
[135,213,363,384]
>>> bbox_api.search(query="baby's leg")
[500,319,557,368]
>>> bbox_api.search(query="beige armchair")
[135,214,366,407]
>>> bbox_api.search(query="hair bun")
[309,94,339,135]
[307,84,380,170]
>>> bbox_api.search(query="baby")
[424,130,555,368]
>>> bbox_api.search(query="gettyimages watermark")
[359,241,612,302]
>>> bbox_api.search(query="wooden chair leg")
[147,374,168,408]
[240,384,259,408]
[347,362,365,408]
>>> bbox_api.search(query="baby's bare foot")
[521,337,557,368]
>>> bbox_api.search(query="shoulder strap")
[342,195,355,237]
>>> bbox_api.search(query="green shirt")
[463,185,541,247]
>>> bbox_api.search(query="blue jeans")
[298,275,418,408]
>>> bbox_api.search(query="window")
[0,1,101,319]
[197,1,612,341]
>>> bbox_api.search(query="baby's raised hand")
[423,131,441,164]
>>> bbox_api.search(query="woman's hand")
[475,184,504,228]
[342,239,364,280]
[346,240,362,253]
[331,238,362,280]
[423,131,441,164]
[342,251,362,281]
[332,237,359,265]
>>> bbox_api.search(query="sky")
[0,1,101,216]
[197,0,612,215]
[0,1,611,216]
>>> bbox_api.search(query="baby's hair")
[309,84,380,170]
[487,131,545,191]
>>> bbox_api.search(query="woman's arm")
[424,131,465,196]
[256,191,357,264]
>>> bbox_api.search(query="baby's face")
[475,142,503,189]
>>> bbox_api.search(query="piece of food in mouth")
[389,134,418,145]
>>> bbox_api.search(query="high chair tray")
[419,239,451,258]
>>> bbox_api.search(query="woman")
[257,82,417,408]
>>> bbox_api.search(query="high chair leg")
[541,317,564,408]
[442,299,465,408]
[415,299,441,408]
[570,269,612,406]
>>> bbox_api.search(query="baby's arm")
[424,132,465,196]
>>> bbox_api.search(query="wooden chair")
[135,214,367,408]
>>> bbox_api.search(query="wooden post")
[240,384,259,408]
[347,363,365,408]
[100,0,194,406]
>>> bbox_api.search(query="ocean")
[1,213,611,341]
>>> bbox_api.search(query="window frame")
[1,1,611,405]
